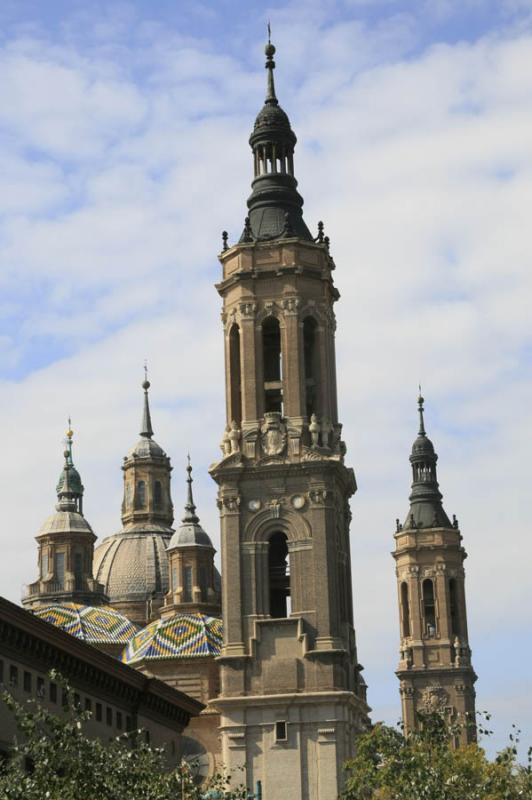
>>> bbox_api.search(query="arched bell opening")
[229,324,242,425]
[401,581,411,638]
[268,531,290,618]
[422,578,436,636]
[303,316,320,419]
[262,317,283,414]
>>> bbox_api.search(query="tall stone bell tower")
[210,36,370,800]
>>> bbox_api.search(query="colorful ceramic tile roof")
[33,603,138,644]
[122,613,223,664]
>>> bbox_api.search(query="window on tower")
[229,324,242,425]
[422,579,436,636]
[183,566,193,603]
[136,480,146,509]
[54,552,65,589]
[262,317,283,414]
[303,316,319,419]
[401,582,411,637]
[449,578,460,637]
[154,480,162,509]
[268,532,290,618]
[74,552,83,591]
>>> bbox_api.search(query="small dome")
[33,602,138,644]
[128,437,166,459]
[94,529,172,603]
[122,612,222,664]
[38,510,94,538]
[254,102,292,134]
[56,464,83,496]
[168,521,213,549]
[411,434,435,457]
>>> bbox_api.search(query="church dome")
[253,102,292,135]
[121,612,222,664]
[37,510,94,538]
[93,530,172,604]
[168,523,213,548]
[33,602,138,645]
[128,437,166,459]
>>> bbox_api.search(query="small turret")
[404,392,452,530]
[241,32,312,242]
[164,457,221,616]
[24,423,106,609]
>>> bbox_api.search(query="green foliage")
[343,713,532,800]
[0,670,246,800]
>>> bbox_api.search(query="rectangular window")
[183,566,193,603]
[275,720,287,742]
[49,682,57,703]
[126,716,132,732]
[55,552,65,588]
[106,707,113,727]
[85,698,92,713]
[9,665,18,687]
[96,703,102,722]
[23,671,32,693]
[116,711,123,730]
[36,677,45,699]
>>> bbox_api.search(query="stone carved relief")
[229,421,241,454]
[239,301,256,318]
[309,489,328,505]
[421,685,448,712]
[260,413,287,457]
[217,495,241,512]
[282,296,300,315]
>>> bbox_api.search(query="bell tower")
[211,37,369,800]
[394,394,477,744]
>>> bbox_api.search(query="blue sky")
[1,0,531,758]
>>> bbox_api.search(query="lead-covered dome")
[37,509,93,538]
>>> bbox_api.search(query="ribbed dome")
[93,530,171,603]
[168,522,213,549]
[411,434,436,456]
[122,612,222,664]
[253,102,293,135]
[128,437,166,459]
[33,602,138,644]
[56,464,83,496]
[37,510,94,538]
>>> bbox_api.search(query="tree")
[0,671,247,800]
[343,712,532,800]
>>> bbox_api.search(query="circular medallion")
[248,499,261,512]
[292,495,306,510]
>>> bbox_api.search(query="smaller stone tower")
[24,424,106,609]
[164,458,221,617]
[94,373,174,625]
[394,394,477,744]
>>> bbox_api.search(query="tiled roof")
[33,603,138,644]
[122,613,223,664]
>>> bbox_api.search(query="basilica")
[8,36,477,800]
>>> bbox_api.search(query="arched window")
[303,316,319,419]
[268,532,290,618]
[74,552,83,590]
[449,578,460,637]
[262,317,283,414]
[199,566,208,601]
[154,480,162,508]
[401,582,411,637]
[183,566,193,602]
[422,579,436,635]
[55,552,65,589]
[229,324,242,425]
[136,480,146,508]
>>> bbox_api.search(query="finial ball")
[142,379,151,390]
[63,449,69,459]
[265,42,275,57]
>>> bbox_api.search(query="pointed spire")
[417,385,426,436]
[265,25,278,105]
[183,454,199,524]
[56,421,84,513]
[140,363,154,439]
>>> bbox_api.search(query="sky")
[1,0,531,758]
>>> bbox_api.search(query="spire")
[56,421,84,513]
[240,32,312,243]
[417,386,426,436]
[265,25,277,105]
[140,364,154,439]
[183,455,199,524]
[403,393,451,530]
